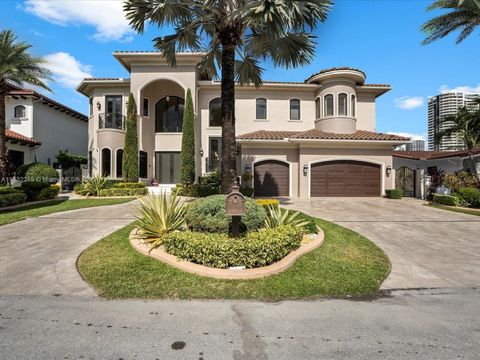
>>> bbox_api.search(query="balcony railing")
[99,113,125,130]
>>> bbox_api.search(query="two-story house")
[5,84,88,170]
[77,51,409,197]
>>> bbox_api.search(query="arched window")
[290,99,300,120]
[315,98,321,119]
[351,94,356,117]
[155,96,184,132]
[116,149,123,178]
[101,148,111,177]
[324,94,334,117]
[14,105,26,118]
[139,151,148,178]
[256,98,267,120]
[338,93,348,116]
[209,98,221,127]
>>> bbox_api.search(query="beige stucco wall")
[356,92,376,131]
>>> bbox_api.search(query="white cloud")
[439,84,480,94]
[24,0,133,42]
[45,52,92,88]
[387,132,426,141]
[394,96,425,110]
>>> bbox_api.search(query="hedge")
[432,194,458,206]
[113,182,146,189]
[36,185,60,201]
[162,225,303,269]
[173,183,219,197]
[15,163,58,185]
[0,186,24,195]
[457,187,480,208]
[0,192,27,208]
[98,187,147,197]
[385,189,403,199]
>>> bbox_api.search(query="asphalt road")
[1,288,479,360]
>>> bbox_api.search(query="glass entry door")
[155,152,181,184]
[208,137,222,172]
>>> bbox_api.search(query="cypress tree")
[123,93,139,182]
[180,88,195,184]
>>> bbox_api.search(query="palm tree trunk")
[0,90,7,184]
[220,40,237,193]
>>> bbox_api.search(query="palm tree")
[0,30,51,183]
[124,0,332,193]
[434,97,480,176]
[421,0,480,44]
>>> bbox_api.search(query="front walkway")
[0,201,137,296]
[285,197,480,289]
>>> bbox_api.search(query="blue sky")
[1,0,479,141]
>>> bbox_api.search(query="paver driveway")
[285,197,480,289]
[0,201,136,296]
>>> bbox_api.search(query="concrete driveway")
[285,197,480,289]
[0,201,136,296]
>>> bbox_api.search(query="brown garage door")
[310,160,380,197]
[254,160,289,197]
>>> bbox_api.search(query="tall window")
[256,98,267,120]
[209,98,221,127]
[116,149,123,178]
[101,148,111,177]
[324,94,334,117]
[338,93,347,116]
[14,105,26,118]
[155,96,184,132]
[143,98,149,117]
[105,95,123,129]
[290,99,300,120]
[139,151,148,178]
[351,94,356,117]
[315,98,321,119]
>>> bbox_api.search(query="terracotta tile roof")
[237,129,410,142]
[5,129,41,145]
[393,148,480,160]
[305,67,366,83]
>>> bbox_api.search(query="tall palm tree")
[124,0,332,193]
[421,0,480,44]
[434,97,480,176]
[0,30,51,183]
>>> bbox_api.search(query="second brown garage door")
[310,160,380,197]
[254,160,290,197]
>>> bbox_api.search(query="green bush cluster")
[98,187,147,197]
[35,185,60,201]
[0,186,24,194]
[443,172,480,192]
[385,189,403,199]
[456,187,480,208]
[113,182,145,189]
[432,194,459,206]
[185,195,266,233]
[0,187,27,208]
[173,183,220,197]
[162,225,303,269]
[15,163,58,186]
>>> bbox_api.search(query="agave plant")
[81,176,107,196]
[135,192,186,250]
[264,206,311,230]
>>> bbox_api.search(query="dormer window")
[338,93,347,116]
[324,95,334,117]
[14,105,26,118]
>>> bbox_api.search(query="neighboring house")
[4,84,88,171]
[77,51,409,197]
[406,140,425,151]
[393,148,480,198]
[428,91,479,151]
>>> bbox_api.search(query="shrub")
[113,182,145,189]
[443,172,480,192]
[256,199,280,208]
[0,186,24,194]
[264,206,313,233]
[173,183,220,197]
[15,162,58,185]
[36,185,60,201]
[98,187,147,197]
[457,187,480,208]
[0,192,27,208]
[199,170,221,187]
[180,89,195,184]
[81,176,108,196]
[135,192,186,250]
[432,194,459,206]
[162,225,303,269]
[185,195,266,233]
[385,189,403,199]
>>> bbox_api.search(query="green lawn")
[77,216,390,300]
[0,198,135,226]
[429,204,480,217]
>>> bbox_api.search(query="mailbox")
[225,185,246,216]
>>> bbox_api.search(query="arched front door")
[395,166,415,197]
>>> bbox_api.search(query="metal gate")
[395,166,415,197]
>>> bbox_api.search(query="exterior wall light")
[96,101,101,110]
[199,148,204,157]
[386,165,392,176]
[303,164,308,176]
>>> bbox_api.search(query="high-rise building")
[406,139,425,151]
[428,92,480,151]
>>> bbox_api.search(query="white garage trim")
[252,157,292,197]
[307,157,385,197]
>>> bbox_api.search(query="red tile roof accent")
[393,148,480,160]
[304,67,366,83]
[238,129,410,142]
[5,129,41,145]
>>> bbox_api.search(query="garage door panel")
[254,160,290,197]
[311,160,380,197]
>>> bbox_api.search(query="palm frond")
[235,53,264,87]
